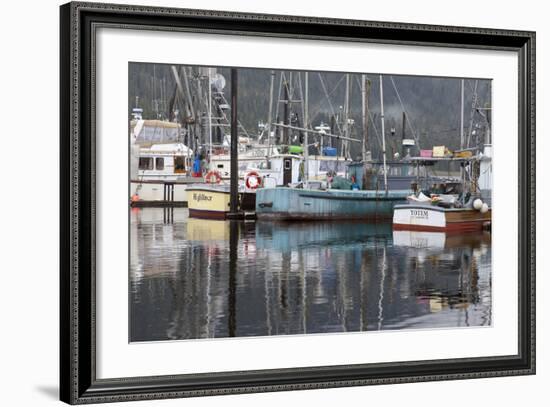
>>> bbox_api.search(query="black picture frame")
[60,1,536,404]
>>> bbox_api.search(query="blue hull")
[256,187,410,220]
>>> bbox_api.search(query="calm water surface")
[130,208,491,342]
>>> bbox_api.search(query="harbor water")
[130,208,492,342]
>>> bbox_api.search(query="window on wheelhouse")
[174,156,185,174]
[155,157,164,171]
[138,157,153,170]
[284,159,291,170]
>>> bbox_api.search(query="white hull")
[393,204,491,232]
[393,205,447,229]
[131,181,189,203]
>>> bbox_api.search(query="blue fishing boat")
[255,187,410,220]
[255,72,412,221]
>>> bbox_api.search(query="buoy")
[205,170,222,184]
[131,194,140,202]
[480,203,489,213]
[245,171,262,189]
[473,198,483,210]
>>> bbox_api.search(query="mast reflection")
[130,209,491,342]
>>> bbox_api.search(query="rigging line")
[353,76,383,151]
[297,72,305,126]
[389,75,421,149]
[368,110,383,151]
[305,75,346,148]
[467,78,475,93]
[273,71,284,125]
[466,80,479,148]
[216,91,251,138]
[318,73,343,135]
[306,75,346,120]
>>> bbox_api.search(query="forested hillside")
[129,63,491,159]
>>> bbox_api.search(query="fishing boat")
[256,73,412,221]
[129,108,205,207]
[392,155,491,232]
[393,201,491,232]
[186,153,303,219]
[256,187,410,220]
[186,184,231,219]
[188,148,352,219]
[186,182,258,219]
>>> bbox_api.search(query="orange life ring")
[245,171,262,189]
[205,170,222,184]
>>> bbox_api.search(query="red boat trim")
[393,220,489,232]
[188,209,228,220]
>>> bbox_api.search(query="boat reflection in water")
[130,208,491,342]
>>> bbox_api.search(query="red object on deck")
[420,149,433,158]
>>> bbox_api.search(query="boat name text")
[193,193,213,202]
[410,209,429,219]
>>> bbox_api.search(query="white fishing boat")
[188,149,353,219]
[392,155,492,232]
[393,204,491,232]
[187,153,304,219]
[129,115,203,206]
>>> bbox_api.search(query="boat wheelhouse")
[392,154,492,232]
[130,119,203,207]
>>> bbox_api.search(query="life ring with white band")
[205,170,222,184]
[245,171,262,189]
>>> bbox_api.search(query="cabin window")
[155,157,164,171]
[138,157,153,170]
[174,156,185,174]
[217,164,224,169]
[284,160,291,170]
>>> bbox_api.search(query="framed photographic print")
[60,1,535,404]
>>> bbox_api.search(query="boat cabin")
[130,143,193,181]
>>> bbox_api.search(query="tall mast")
[467,79,478,148]
[460,79,465,149]
[379,75,388,192]
[207,68,212,167]
[283,75,290,146]
[267,70,275,154]
[153,64,157,118]
[304,72,309,188]
[361,74,369,162]
[485,105,491,145]
[344,74,350,159]
[230,68,239,214]
[401,111,406,157]
[171,66,195,150]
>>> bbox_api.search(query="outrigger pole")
[379,75,388,193]
[207,68,213,168]
[460,79,465,149]
[272,123,360,143]
[267,70,275,157]
[304,72,309,189]
[361,74,369,162]
[229,68,239,216]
